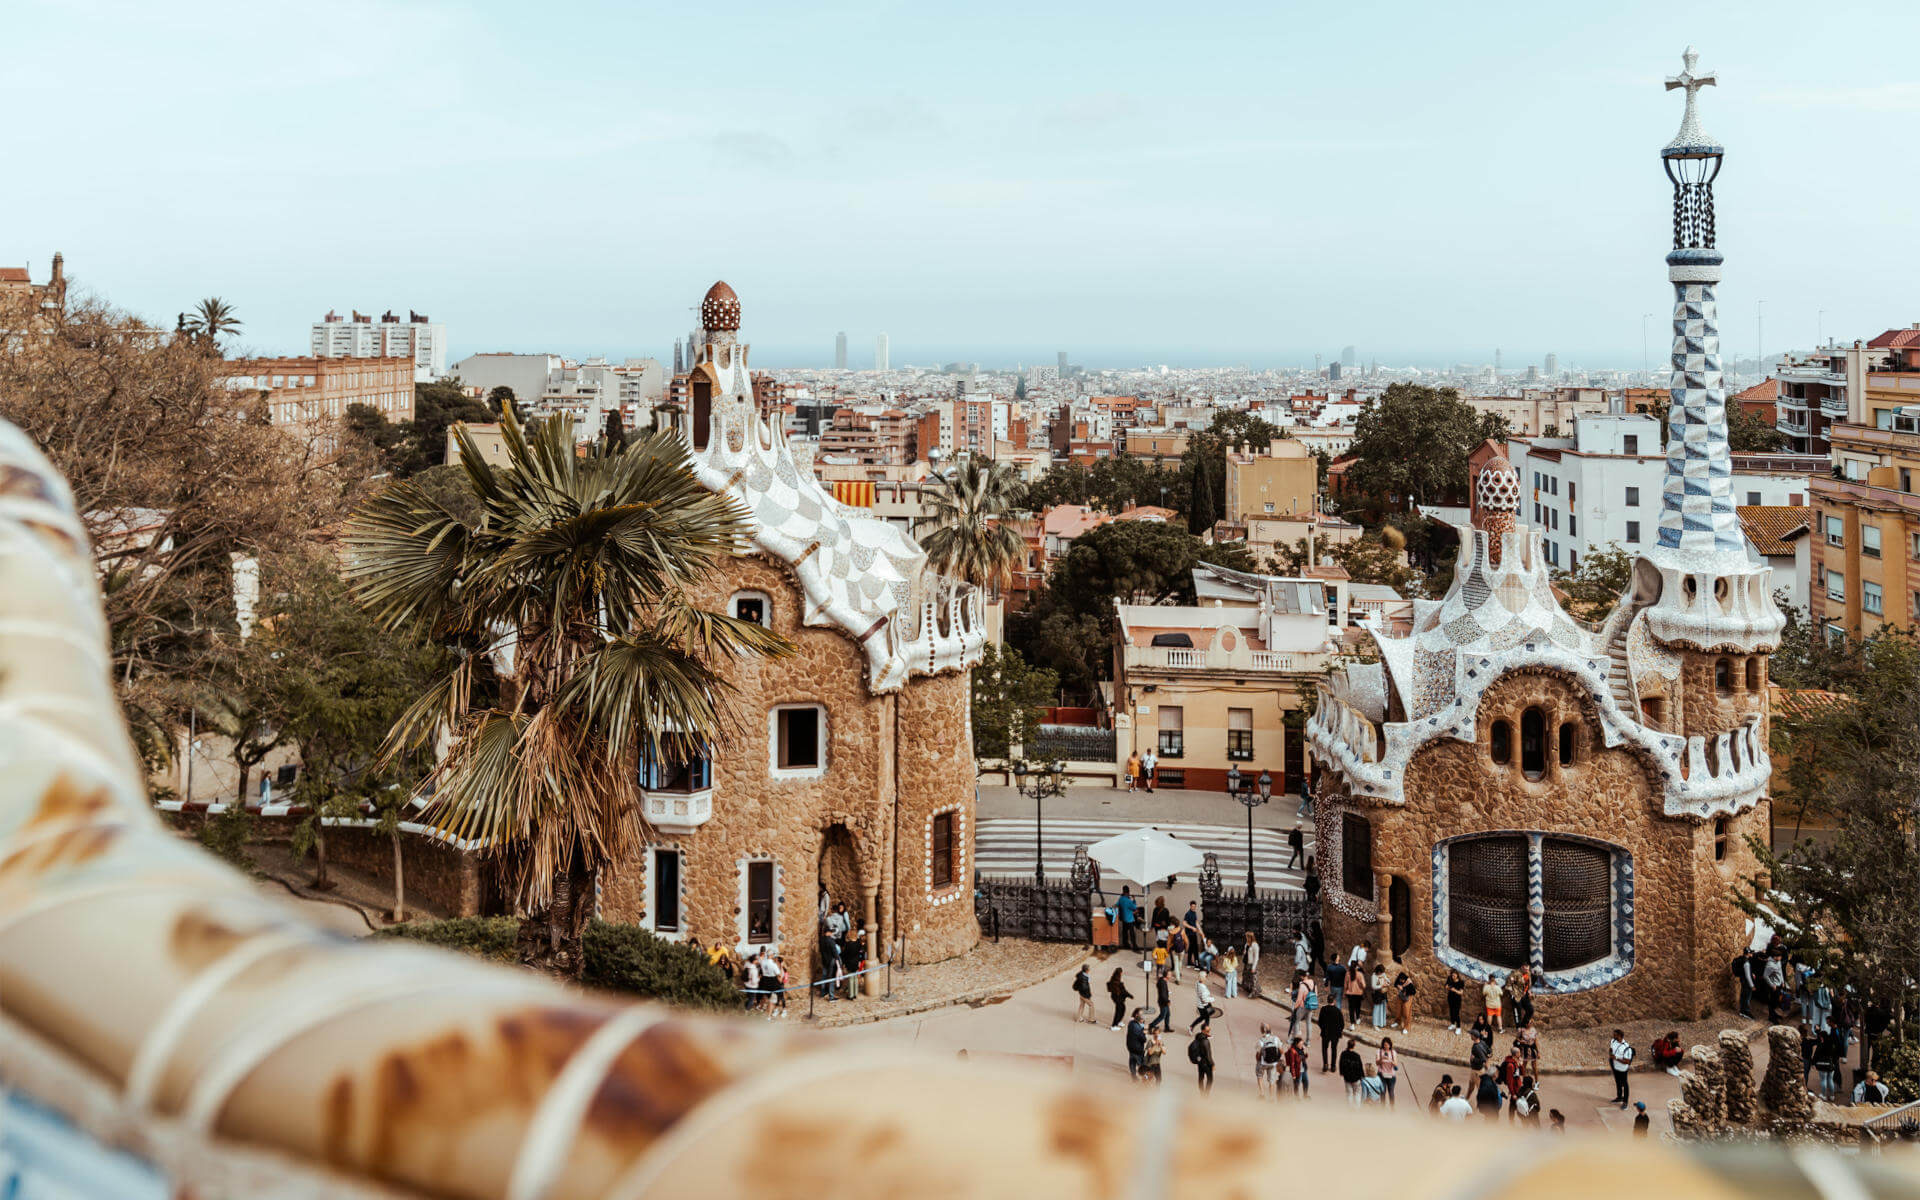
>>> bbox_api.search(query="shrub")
[380,917,736,1010]
[195,806,256,870]
[1878,1039,1920,1104]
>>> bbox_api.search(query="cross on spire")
[1664,46,1719,152]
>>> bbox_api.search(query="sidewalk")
[977,782,1311,833]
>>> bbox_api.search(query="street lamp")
[1225,766,1273,894]
[1013,759,1067,886]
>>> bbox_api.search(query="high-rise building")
[1545,352,1559,378]
[1494,347,1503,374]
[1329,361,1343,381]
[1340,345,1357,367]
[874,333,890,372]
[835,331,848,370]
[311,310,446,383]
[1057,350,1068,376]
[673,339,684,374]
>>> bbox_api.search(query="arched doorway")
[817,823,863,923]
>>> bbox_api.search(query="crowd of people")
[1733,939,1896,1105]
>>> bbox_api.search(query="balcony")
[1125,643,1328,675]
[1811,474,1920,519]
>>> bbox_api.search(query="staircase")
[1604,617,1637,712]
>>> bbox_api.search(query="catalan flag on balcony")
[832,480,875,508]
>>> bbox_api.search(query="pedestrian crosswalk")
[974,818,1313,893]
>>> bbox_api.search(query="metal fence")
[1033,724,1116,764]
[1200,887,1318,955]
[974,875,1093,943]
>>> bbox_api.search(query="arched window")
[1445,834,1619,977]
[1715,658,1732,695]
[1446,835,1529,969]
[1489,720,1512,765]
[1558,722,1575,767]
[1519,708,1546,780]
[1745,658,1760,691]
[1713,817,1729,861]
[730,590,771,628]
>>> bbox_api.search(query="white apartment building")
[312,310,447,382]
[1510,414,1813,571]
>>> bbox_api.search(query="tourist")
[1183,902,1203,961]
[1189,1024,1215,1093]
[1474,1069,1503,1118]
[1548,1109,1567,1133]
[1608,1028,1635,1109]
[1394,966,1417,1032]
[1358,1062,1387,1105]
[1286,1036,1310,1096]
[1151,967,1174,1033]
[1126,1010,1148,1079]
[844,918,870,998]
[1324,952,1346,998]
[1440,1085,1473,1120]
[1732,949,1755,1018]
[1812,1027,1842,1102]
[1126,750,1142,793]
[1255,1023,1281,1096]
[1516,1019,1540,1068]
[1152,940,1170,976]
[1499,1048,1523,1120]
[1197,938,1218,974]
[1150,896,1173,936]
[1338,1038,1365,1105]
[1108,968,1133,1030]
[1375,1038,1400,1106]
[826,901,851,939]
[740,952,762,1012]
[1344,958,1366,1024]
[1317,991,1346,1072]
[1651,1030,1683,1075]
[1166,925,1186,984]
[817,926,840,1000]
[1429,1074,1454,1114]
[1243,931,1262,999]
[1855,1071,1889,1105]
[1220,945,1240,998]
[1507,972,1534,1030]
[1117,887,1139,951]
[1483,973,1505,1033]
[1797,1021,1817,1085]
[772,955,792,1014]
[1308,919,1325,977]
[1297,771,1314,819]
[1287,825,1305,870]
[1761,951,1787,1005]
[1072,963,1096,1023]
[1293,928,1312,974]
[1141,747,1158,793]
[1142,1028,1165,1083]
[1287,971,1310,1042]
[1515,1075,1541,1123]
[1445,968,1466,1033]
[1192,977,1223,1031]
[1632,1101,1650,1137]
[1304,857,1321,905]
[1369,962,1389,1028]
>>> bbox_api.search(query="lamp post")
[1226,766,1273,894]
[1012,759,1067,886]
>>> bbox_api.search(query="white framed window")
[646,845,686,939]
[1826,516,1844,546]
[1864,581,1883,616]
[1157,705,1184,758]
[1826,570,1845,602]
[1863,524,1882,559]
[736,855,782,950]
[770,704,827,777]
[731,589,772,627]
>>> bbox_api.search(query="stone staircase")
[1604,616,1637,712]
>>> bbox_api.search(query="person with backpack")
[1189,1024,1215,1093]
[1191,978,1223,1031]
[1317,989,1346,1072]
[1338,1038,1365,1106]
[1285,1036,1310,1096]
[1254,1023,1281,1096]
[1071,963,1095,1024]
[1608,1028,1635,1109]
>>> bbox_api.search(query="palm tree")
[920,456,1027,595]
[344,408,790,975]
[182,297,242,348]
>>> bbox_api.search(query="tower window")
[1558,722,1575,767]
[1519,708,1546,780]
[1490,720,1512,765]
[1713,818,1729,862]
[1715,658,1732,695]
[1745,658,1760,691]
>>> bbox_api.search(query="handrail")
[0,417,1913,1196]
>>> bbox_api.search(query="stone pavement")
[834,952,1701,1134]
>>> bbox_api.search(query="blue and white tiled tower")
[1635,48,1784,656]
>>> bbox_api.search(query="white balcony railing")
[1127,644,1326,675]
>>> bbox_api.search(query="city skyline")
[4,1,1916,369]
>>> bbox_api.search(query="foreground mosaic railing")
[0,418,1916,1198]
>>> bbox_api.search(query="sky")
[4,0,1916,370]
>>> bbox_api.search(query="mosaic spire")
[1655,47,1742,556]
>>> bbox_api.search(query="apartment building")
[817,405,924,466]
[221,355,414,435]
[311,310,446,382]
[1469,387,1612,437]
[1224,438,1317,522]
[1773,347,1852,456]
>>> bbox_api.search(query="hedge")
[379,917,738,1011]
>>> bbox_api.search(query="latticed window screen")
[1341,813,1372,898]
[1447,836,1529,969]
[1542,838,1612,970]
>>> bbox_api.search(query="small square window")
[1626,521,1640,544]
[733,593,768,626]
[1746,491,1761,507]
[1625,487,1640,506]
[772,706,825,774]
[1623,435,1640,455]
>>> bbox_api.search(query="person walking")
[1608,1028,1635,1109]
[1141,747,1158,793]
[1483,974,1505,1033]
[1071,963,1096,1023]
[1117,887,1139,952]
[1125,1010,1148,1079]
[1254,1024,1281,1097]
[1338,1039,1365,1106]
[1445,968,1465,1034]
[1358,1062,1387,1106]
[1287,825,1305,870]
[1286,1037,1310,1097]
[1151,967,1174,1033]
[1287,972,1309,1042]
[1191,978,1222,1031]
[1376,1038,1400,1107]
[1500,1048,1524,1121]
[1189,1024,1215,1093]
[1142,1028,1165,1083]
[1303,857,1321,906]
[1813,1027,1842,1102]
[1293,929,1312,975]
[1166,925,1186,984]
[1126,750,1142,794]
[1475,1069,1504,1118]
[1108,968,1133,1031]
[1344,959,1366,1024]
[1370,963,1389,1029]
[1317,992,1346,1072]
[1394,967,1418,1033]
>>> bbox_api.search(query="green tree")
[396,380,493,475]
[181,297,242,349]
[1020,461,1093,510]
[1329,527,1415,591]
[1345,384,1507,505]
[1728,404,1787,453]
[345,410,791,976]
[1185,452,1219,535]
[487,385,518,414]
[920,458,1026,594]
[970,642,1059,762]
[1549,542,1635,623]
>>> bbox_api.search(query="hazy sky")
[4,0,1915,369]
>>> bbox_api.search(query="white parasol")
[1087,826,1205,886]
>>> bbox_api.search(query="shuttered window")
[1341,812,1373,899]
[1448,836,1530,969]
[1227,708,1253,761]
[931,812,955,888]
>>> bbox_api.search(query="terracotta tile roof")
[1730,378,1776,404]
[0,268,28,282]
[1769,684,1852,720]
[1868,327,1920,350]
[1737,505,1810,556]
